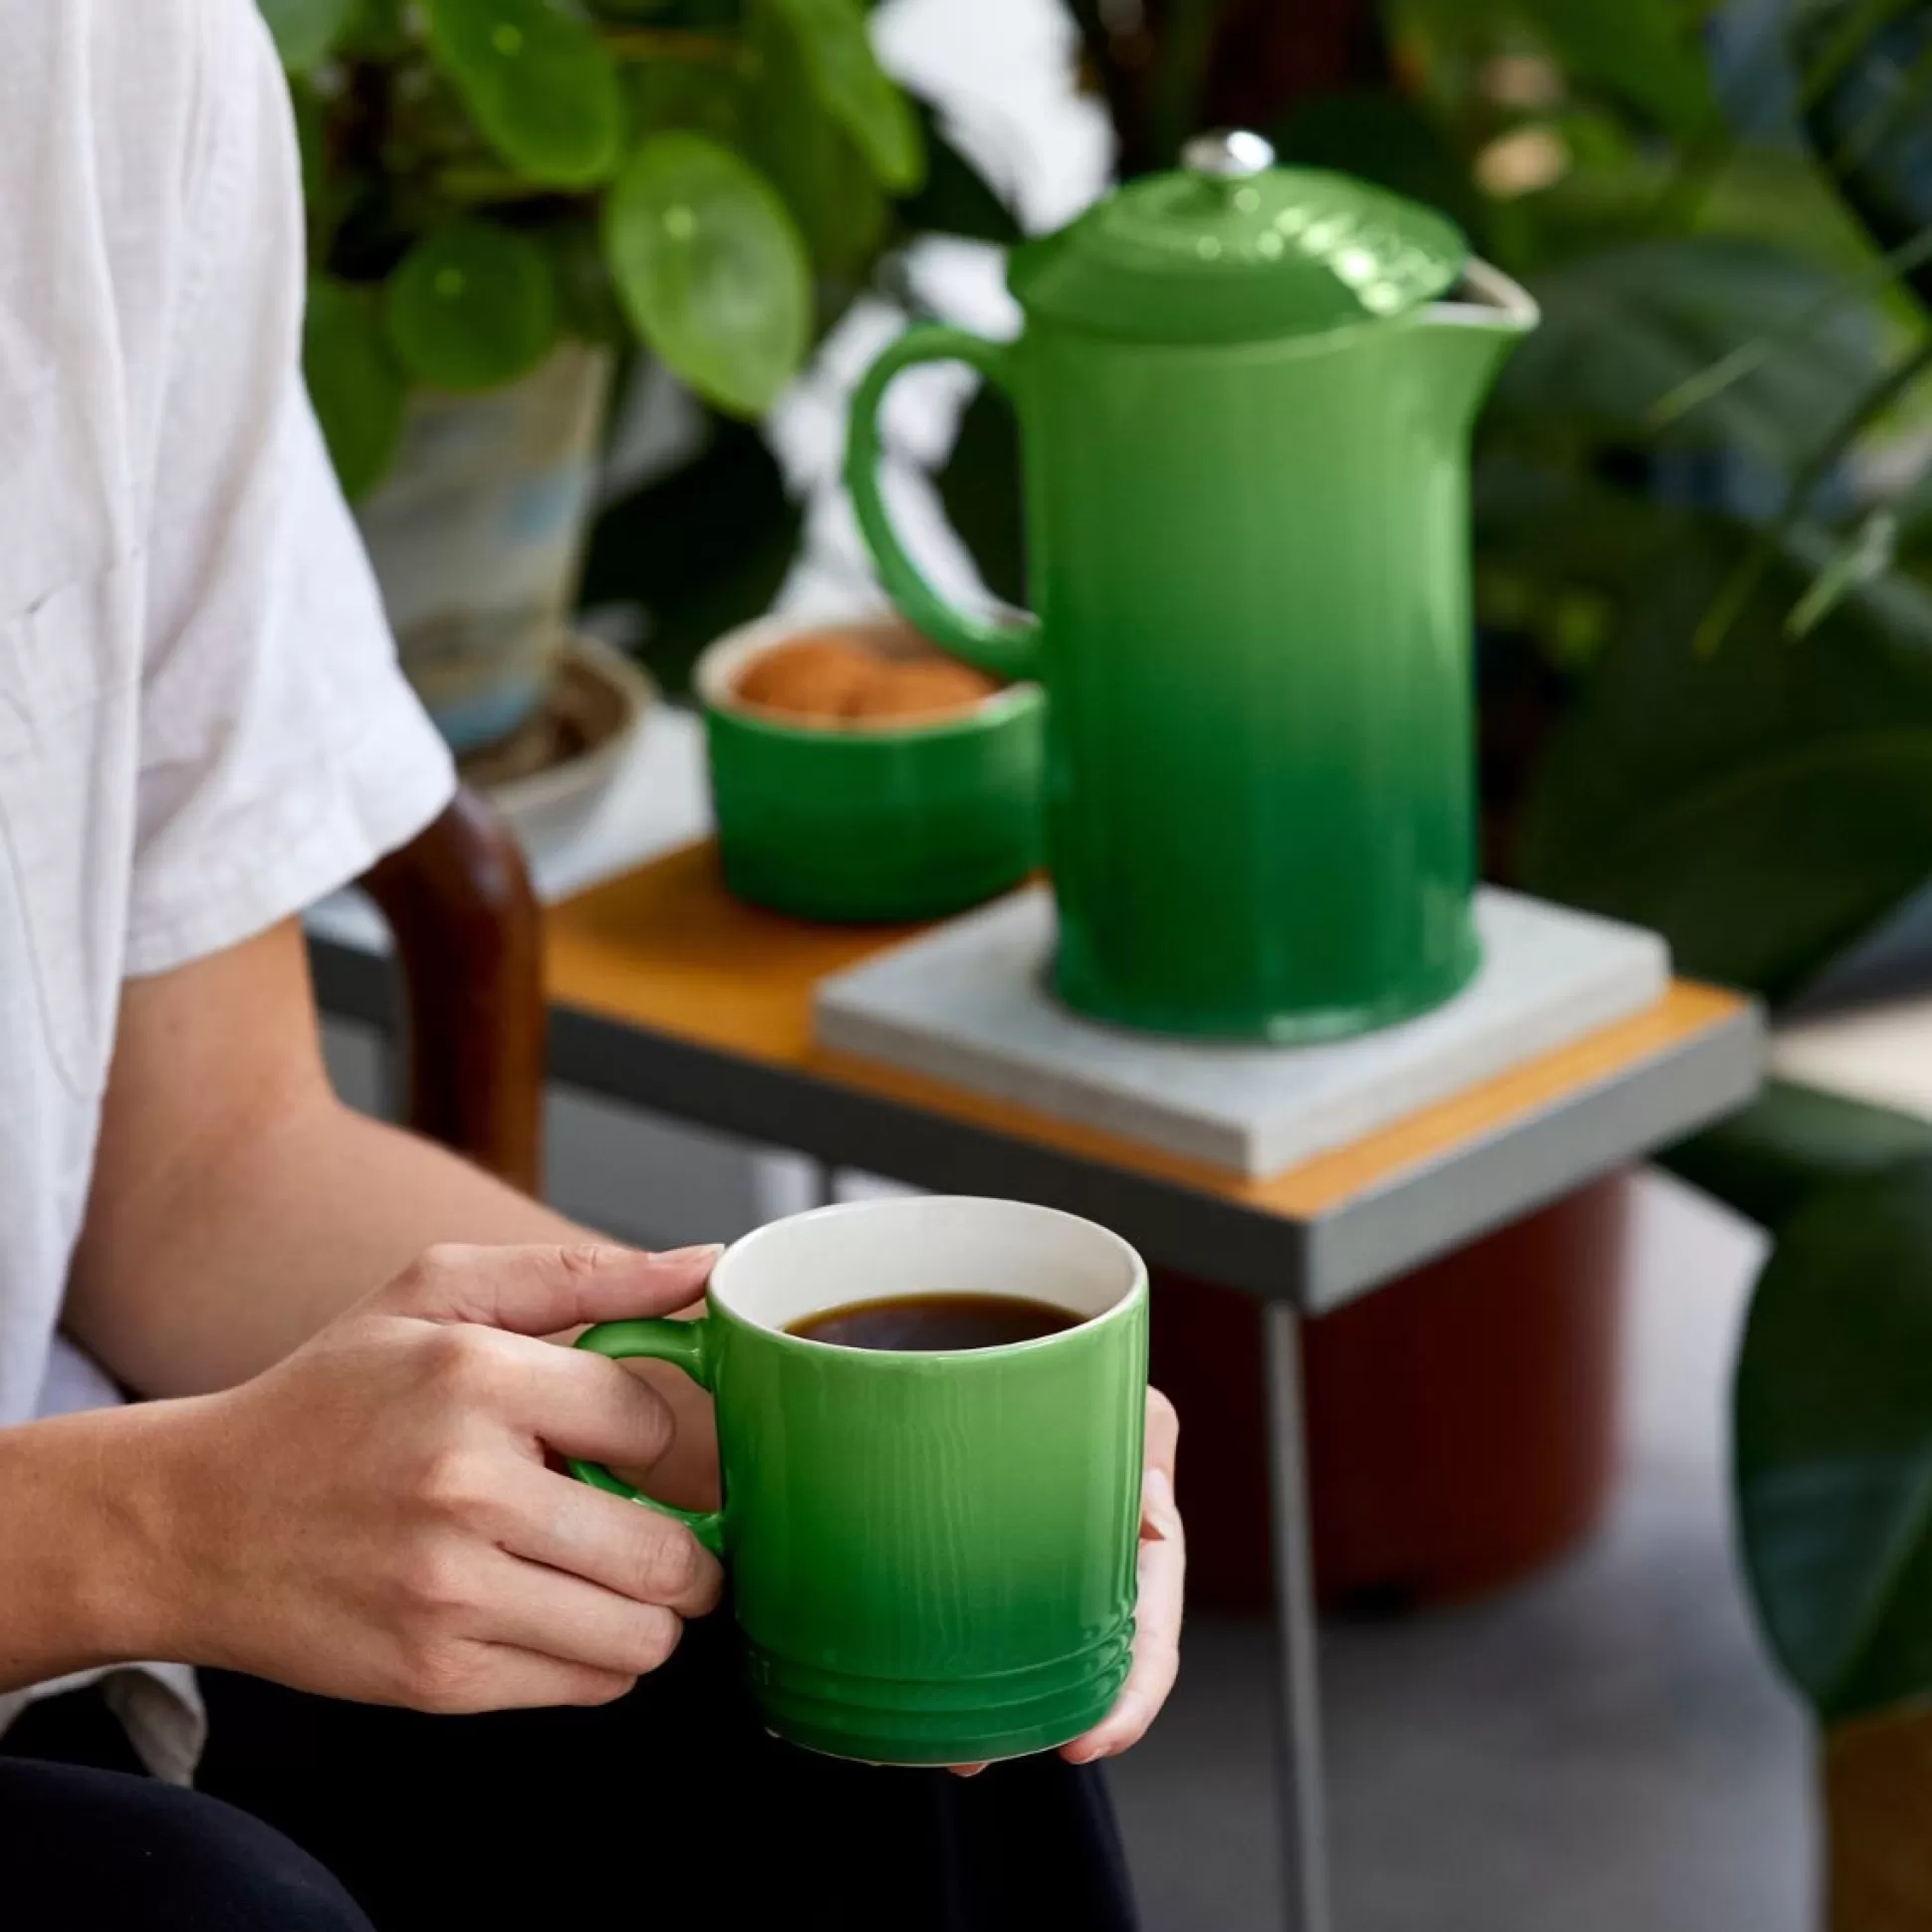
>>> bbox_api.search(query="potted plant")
[259,0,1014,752]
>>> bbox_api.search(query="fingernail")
[1144,1468,1174,1512]
[657,1244,725,1265]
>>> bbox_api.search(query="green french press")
[845,131,1537,1041]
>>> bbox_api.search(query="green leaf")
[1492,238,1890,473]
[1647,227,1932,439]
[385,221,559,391]
[1789,507,1900,637]
[745,0,887,279]
[1798,1,1932,312]
[1737,1160,1932,1718]
[1795,0,1922,111]
[258,0,355,68]
[766,0,923,192]
[423,0,624,187]
[1693,343,1932,656]
[898,99,1022,246]
[1520,0,1717,135]
[304,277,408,500]
[603,132,810,416]
[1664,1079,1932,1231]
[1516,513,1932,1001]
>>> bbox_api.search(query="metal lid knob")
[1181,128,1277,180]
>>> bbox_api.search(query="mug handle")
[569,1320,725,1559]
[845,324,1043,683]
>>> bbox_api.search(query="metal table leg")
[1264,1302,1333,1932]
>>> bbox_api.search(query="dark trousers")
[1,1609,1136,1931]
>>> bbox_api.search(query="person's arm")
[0,1402,184,1693]
[0,1244,724,1703]
[62,916,718,1507]
[54,913,1180,1746]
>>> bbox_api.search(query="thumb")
[378,1242,722,1335]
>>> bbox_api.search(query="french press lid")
[1006,130,1470,346]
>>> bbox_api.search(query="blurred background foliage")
[270,0,1932,1012]
[264,0,1023,687]
[1054,0,1932,1744]
[959,0,1932,1009]
[267,0,1932,1730]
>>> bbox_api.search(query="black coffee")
[787,1294,1079,1352]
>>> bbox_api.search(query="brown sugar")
[733,639,876,720]
[733,631,1001,726]
[848,657,1000,719]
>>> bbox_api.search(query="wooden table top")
[545,841,1756,1228]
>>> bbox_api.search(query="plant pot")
[457,633,654,861]
[357,346,614,754]
[1149,1172,1631,1612]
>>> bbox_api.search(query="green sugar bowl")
[695,614,1044,923]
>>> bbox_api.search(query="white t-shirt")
[0,0,454,1768]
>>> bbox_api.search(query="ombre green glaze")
[695,616,1044,924]
[572,1199,1147,1766]
[845,138,1538,1040]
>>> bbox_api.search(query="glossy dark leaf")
[423,0,624,187]
[1796,0,1932,309]
[1664,1079,1932,1230]
[259,0,355,68]
[304,276,408,499]
[385,220,559,391]
[1517,514,1932,1001]
[1492,239,1889,473]
[603,132,811,415]
[767,0,923,192]
[579,413,802,697]
[1737,1160,1932,1718]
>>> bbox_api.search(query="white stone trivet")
[814,886,1670,1178]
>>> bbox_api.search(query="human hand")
[145,1243,725,1712]
[952,1385,1184,1777]
[1061,1384,1183,1764]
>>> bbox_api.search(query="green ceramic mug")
[570,1197,1148,1766]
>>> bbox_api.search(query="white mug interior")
[707,1196,1143,1338]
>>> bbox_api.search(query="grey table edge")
[311,931,1765,1315]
